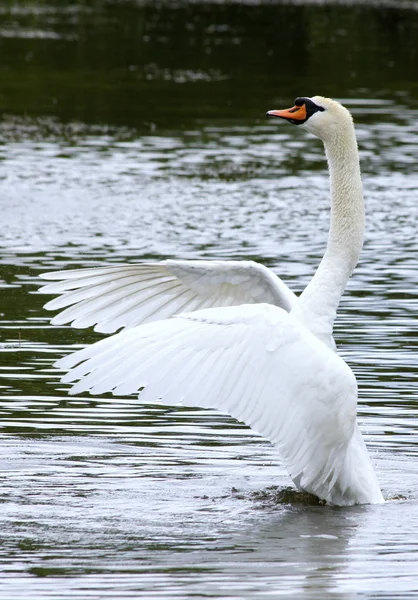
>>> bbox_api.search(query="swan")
[39,96,384,506]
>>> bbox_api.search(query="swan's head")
[267,96,353,142]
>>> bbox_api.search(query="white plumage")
[41,260,296,333]
[40,96,385,506]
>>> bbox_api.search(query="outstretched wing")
[39,260,296,334]
[56,303,357,503]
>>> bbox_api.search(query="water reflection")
[0,0,417,127]
[1,420,417,597]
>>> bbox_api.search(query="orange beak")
[266,104,307,122]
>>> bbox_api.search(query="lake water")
[1,1,418,598]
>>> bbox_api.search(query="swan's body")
[40,96,384,506]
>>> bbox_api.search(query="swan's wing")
[39,260,296,333]
[56,303,357,502]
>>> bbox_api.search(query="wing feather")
[51,280,184,329]
[40,260,296,332]
[43,273,169,311]
[55,303,358,503]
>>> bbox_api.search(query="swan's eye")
[293,97,325,119]
[303,99,325,121]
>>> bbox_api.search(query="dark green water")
[1,1,418,598]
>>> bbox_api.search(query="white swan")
[39,96,384,506]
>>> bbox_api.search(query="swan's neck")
[292,125,364,346]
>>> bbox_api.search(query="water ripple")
[1,99,418,598]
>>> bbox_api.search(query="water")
[1,0,418,597]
